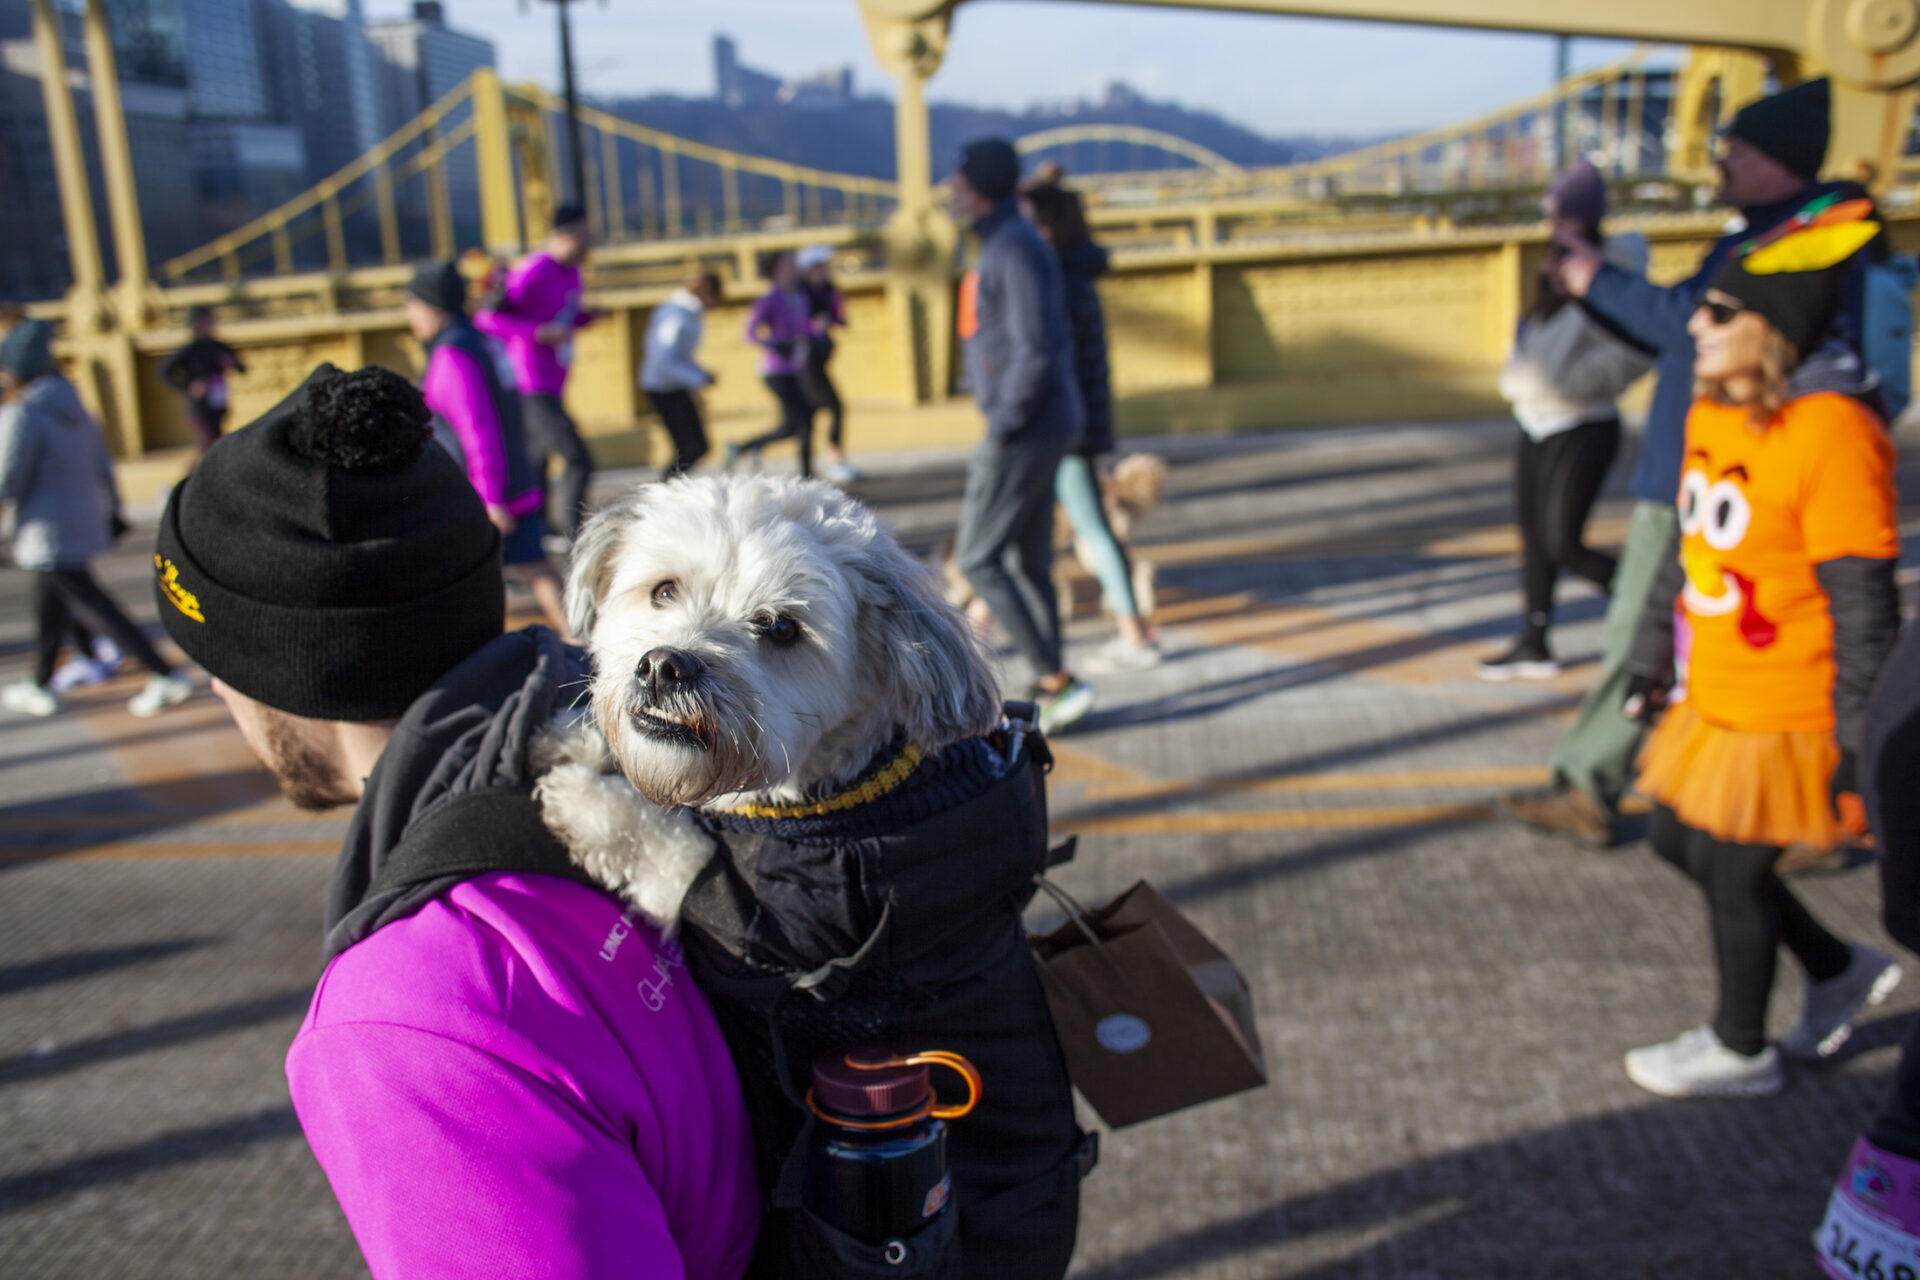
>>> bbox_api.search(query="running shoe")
[1781,946,1901,1061]
[1624,1025,1782,1098]
[1477,636,1560,682]
[2,681,58,717]
[1084,637,1163,674]
[48,656,114,692]
[1036,678,1097,735]
[128,672,193,718]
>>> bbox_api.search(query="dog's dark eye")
[757,615,802,647]
[651,580,678,607]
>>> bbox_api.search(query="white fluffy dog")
[534,474,1002,922]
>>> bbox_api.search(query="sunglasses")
[1698,299,1747,326]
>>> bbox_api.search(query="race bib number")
[1816,1187,1920,1280]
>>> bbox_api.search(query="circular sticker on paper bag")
[1096,1013,1152,1054]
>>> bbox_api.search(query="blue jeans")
[1054,454,1138,618]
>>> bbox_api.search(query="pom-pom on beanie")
[154,363,504,722]
[956,138,1021,203]
[1726,78,1830,183]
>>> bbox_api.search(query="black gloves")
[1622,672,1671,724]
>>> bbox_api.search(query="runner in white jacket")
[1481,163,1653,680]
[641,273,722,480]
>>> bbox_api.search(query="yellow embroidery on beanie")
[155,554,204,623]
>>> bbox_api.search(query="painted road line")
[1062,802,1491,836]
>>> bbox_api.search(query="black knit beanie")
[1726,78,1830,182]
[405,260,468,317]
[154,363,504,722]
[957,138,1021,203]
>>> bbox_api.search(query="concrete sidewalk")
[2,418,1915,1278]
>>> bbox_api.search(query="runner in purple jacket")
[476,205,600,543]
[725,251,818,477]
[149,363,759,1279]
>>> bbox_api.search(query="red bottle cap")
[810,1046,931,1120]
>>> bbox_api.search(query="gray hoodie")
[0,376,119,571]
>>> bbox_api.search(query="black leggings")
[801,345,843,449]
[738,374,813,478]
[650,389,708,480]
[1649,804,1852,1055]
[1515,417,1619,633]
[522,394,594,541]
[34,568,171,688]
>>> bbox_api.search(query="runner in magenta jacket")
[287,871,759,1280]
[475,207,600,541]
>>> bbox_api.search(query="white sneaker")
[92,638,122,667]
[1782,945,1901,1061]
[1036,679,1097,735]
[1624,1025,1783,1098]
[822,460,864,484]
[48,656,113,692]
[2,681,58,717]
[1085,637,1163,674]
[127,672,192,718]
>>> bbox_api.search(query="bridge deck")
[2,419,1915,1277]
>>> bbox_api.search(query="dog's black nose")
[638,647,704,689]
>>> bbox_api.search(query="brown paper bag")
[1030,878,1267,1129]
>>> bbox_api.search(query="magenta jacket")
[745,287,811,377]
[476,252,593,397]
[421,343,542,516]
[287,871,760,1279]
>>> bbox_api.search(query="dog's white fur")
[535,475,1002,925]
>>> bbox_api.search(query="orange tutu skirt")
[1636,701,1840,849]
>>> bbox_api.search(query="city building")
[714,34,852,111]
[0,8,197,298]
[367,0,492,241]
[257,0,381,184]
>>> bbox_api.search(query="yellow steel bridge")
[19,0,1920,488]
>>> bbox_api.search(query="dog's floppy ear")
[564,490,645,642]
[851,535,1002,751]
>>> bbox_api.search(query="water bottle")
[803,1046,981,1249]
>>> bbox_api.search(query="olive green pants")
[1551,500,1678,816]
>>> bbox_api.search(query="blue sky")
[373,0,1649,138]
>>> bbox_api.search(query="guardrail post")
[80,0,153,329]
[859,1,957,404]
[602,127,625,240]
[472,68,523,252]
[376,166,401,264]
[661,145,681,237]
[27,0,104,320]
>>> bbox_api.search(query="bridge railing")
[160,71,900,286]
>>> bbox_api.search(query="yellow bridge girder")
[1016,124,1245,174]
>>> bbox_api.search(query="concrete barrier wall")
[102,208,1920,484]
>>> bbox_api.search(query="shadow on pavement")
[0,1106,302,1213]
[0,938,215,996]
[1072,1070,1892,1280]
[0,988,313,1085]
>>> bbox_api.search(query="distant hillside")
[600,83,1375,183]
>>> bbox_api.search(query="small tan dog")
[943,451,1167,621]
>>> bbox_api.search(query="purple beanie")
[1545,162,1606,229]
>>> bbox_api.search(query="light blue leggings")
[1054,453,1139,618]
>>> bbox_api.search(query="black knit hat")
[1726,78,1830,182]
[154,363,504,722]
[956,138,1021,202]
[551,202,588,232]
[405,260,468,316]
